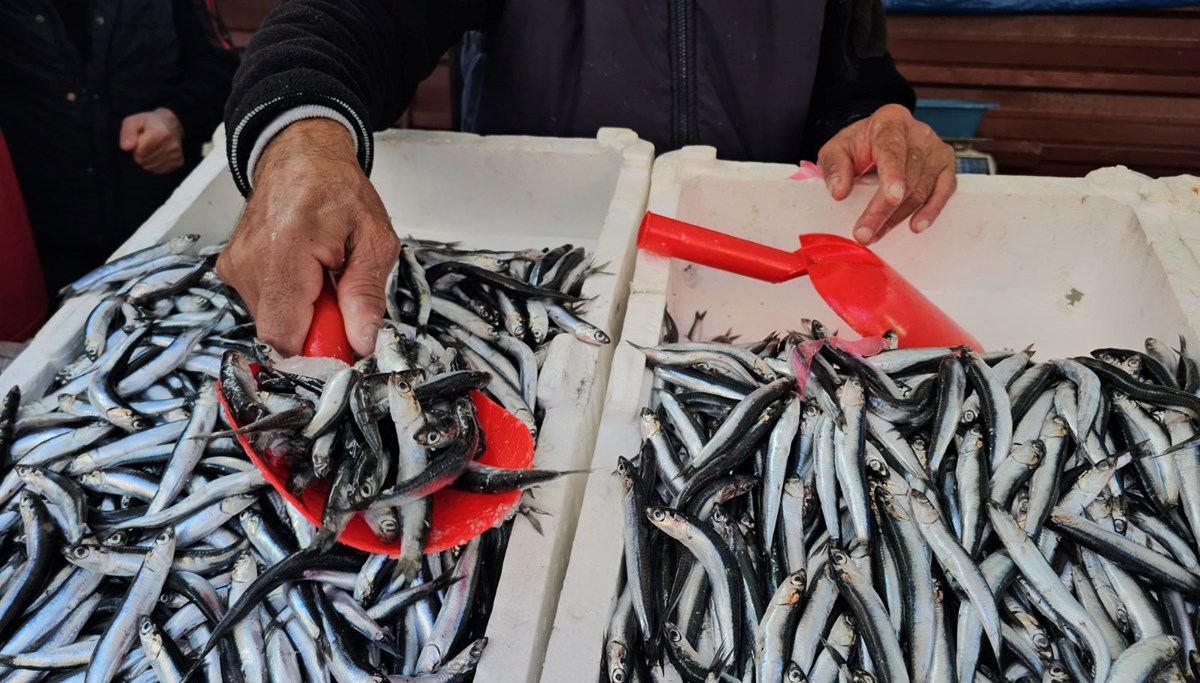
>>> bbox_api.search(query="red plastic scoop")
[217,278,536,555]
[638,212,981,350]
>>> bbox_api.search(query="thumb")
[119,114,147,152]
[337,227,399,356]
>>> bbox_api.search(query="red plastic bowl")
[217,280,536,555]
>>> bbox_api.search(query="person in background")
[218,0,957,359]
[0,0,238,295]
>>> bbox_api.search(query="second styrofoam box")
[541,146,1200,681]
[0,128,654,683]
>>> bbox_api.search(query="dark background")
[213,1,1200,178]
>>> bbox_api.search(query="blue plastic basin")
[913,99,997,139]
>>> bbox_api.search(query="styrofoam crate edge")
[475,132,653,683]
[540,292,665,682]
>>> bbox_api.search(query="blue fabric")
[884,0,1197,12]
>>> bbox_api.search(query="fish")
[0,235,608,682]
[604,323,1200,683]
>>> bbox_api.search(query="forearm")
[224,0,496,196]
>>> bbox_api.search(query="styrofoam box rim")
[0,128,655,683]
[540,145,1200,682]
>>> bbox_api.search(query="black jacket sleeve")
[161,0,239,147]
[224,0,496,196]
[800,0,916,161]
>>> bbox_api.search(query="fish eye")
[611,672,625,683]
[667,628,681,642]
[157,531,171,543]
[140,619,153,634]
[651,509,666,522]
[71,546,90,559]
[359,484,375,498]
[427,432,441,444]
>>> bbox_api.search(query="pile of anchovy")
[0,232,607,682]
[605,318,1200,683]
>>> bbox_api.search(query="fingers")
[256,255,325,358]
[878,146,933,235]
[337,220,401,356]
[219,232,327,357]
[909,164,957,234]
[850,117,910,244]
[119,114,147,152]
[817,141,855,201]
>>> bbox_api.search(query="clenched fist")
[119,108,185,174]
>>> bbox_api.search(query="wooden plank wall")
[212,1,1199,177]
[887,9,1200,177]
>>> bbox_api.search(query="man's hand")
[216,118,399,357]
[119,108,185,174]
[818,104,957,245]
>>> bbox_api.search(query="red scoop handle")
[638,213,809,283]
[304,278,355,363]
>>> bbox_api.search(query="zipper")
[669,0,695,149]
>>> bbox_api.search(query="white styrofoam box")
[0,128,655,683]
[541,146,1200,681]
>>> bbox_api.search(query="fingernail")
[361,322,380,349]
[888,183,905,202]
[914,219,931,233]
[826,175,840,191]
[854,226,874,244]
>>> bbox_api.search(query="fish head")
[415,411,461,449]
[232,550,258,582]
[644,506,682,535]
[99,529,130,546]
[786,569,807,595]
[637,408,660,438]
[614,456,636,487]
[837,377,865,407]
[63,542,107,568]
[137,616,164,655]
[152,527,177,552]
[1043,662,1070,683]
[907,489,940,524]
[863,453,890,481]
[605,640,630,683]
[14,466,39,483]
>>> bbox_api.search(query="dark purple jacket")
[225,0,914,196]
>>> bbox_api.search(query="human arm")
[218,0,496,356]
